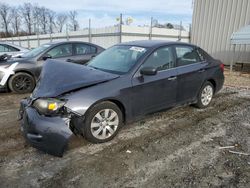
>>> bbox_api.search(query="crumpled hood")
[32,60,119,98]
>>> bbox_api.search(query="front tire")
[83,101,123,143]
[8,72,35,94]
[195,81,214,108]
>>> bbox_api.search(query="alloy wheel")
[12,75,33,92]
[201,85,213,106]
[90,109,119,140]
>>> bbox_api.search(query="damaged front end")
[19,60,119,156]
[19,97,82,157]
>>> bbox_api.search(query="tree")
[0,3,12,37]
[56,13,68,32]
[21,3,33,35]
[166,23,174,29]
[10,7,22,35]
[68,10,79,31]
[40,7,49,34]
[48,10,56,34]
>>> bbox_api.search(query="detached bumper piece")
[19,100,73,157]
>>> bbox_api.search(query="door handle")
[66,59,73,62]
[168,76,177,81]
[198,69,205,73]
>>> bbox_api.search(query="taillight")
[220,63,224,72]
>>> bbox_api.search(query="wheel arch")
[206,78,216,93]
[87,98,126,123]
[13,69,36,79]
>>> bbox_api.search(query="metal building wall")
[191,0,250,64]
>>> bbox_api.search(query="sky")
[6,0,193,28]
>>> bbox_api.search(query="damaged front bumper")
[19,99,73,157]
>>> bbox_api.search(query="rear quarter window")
[197,48,213,61]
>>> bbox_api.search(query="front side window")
[176,46,201,66]
[22,44,51,58]
[87,45,147,75]
[47,44,72,58]
[142,46,174,71]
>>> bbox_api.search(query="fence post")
[50,33,52,42]
[119,13,122,43]
[149,17,153,40]
[178,21,182,41]
[189,23,191,43]
[230,44,236,72]
[37,33,40,47]
[89,18,92,43]
[18,35,21,46]
[27,36,30,49]
[66,24,70,41]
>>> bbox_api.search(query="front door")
[131,46,177,116]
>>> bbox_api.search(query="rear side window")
[0,44,19,52]
[142,46,174,71]
[75,43,97,55]
[175,46,201,66]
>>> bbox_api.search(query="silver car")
[0,42,29,57]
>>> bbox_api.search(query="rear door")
[174,45,208,103]
[131,46,177,115]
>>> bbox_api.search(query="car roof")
[41,41,104,49]
[43,41,97,46]
[0,42,28,50]
[117,40,196,48]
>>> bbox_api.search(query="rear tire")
[83,101,123,143]
[8,72,35,94]
[194,81,214,108]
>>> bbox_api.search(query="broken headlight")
[33,98,66,115]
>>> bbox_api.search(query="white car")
[0,42,29,58]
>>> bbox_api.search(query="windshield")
[21,44,51,58]
[87,45,147,74]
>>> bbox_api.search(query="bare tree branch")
[56,13,68,32]
[10,6,22,35]
[21,3,33,35]
[48,10,56,34]
[68,10,79,31]
[0,3,12,37]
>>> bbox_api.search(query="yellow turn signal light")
[48,103,57,110]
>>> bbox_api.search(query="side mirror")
[140,67,157,76]
[42,54,52,60]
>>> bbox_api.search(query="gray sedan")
[0,41,104,93]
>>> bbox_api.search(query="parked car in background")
[0,42,29,58]
[19,40,224,156]
[0,41,105,93]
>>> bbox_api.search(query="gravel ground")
[0,73,249,188]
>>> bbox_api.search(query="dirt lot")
[0,72,250,188]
